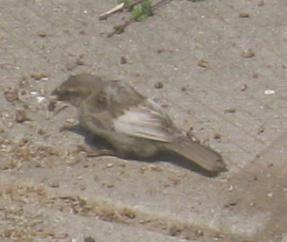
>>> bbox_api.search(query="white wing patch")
[113,104,172,142]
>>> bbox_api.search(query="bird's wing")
[113,101,175,142]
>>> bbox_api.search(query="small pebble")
[168,225,183,237]
[264,89,275,95]
[258,0,264,7]
[154,81,164,89]
[267,192,273,198]
[37,129,46,135]
[120,56,128,64]
[84,237,96,242]
[15,109,29,123]
[76,58,85,66]
[181,86,187,92]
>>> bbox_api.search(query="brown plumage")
[51,73,226,174]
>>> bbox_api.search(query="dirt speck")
[169,224,183,237]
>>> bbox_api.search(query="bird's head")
[51,73,103,107]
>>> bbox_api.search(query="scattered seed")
[48,180,60,188]
[104,183,114,188]
[224,202,237,208]
[224,108,236,114]
[121,208,136,219]
[198,59,209,68]
[257,125,265,135]
[149,165,163,172]
[38,32,48,38]
[241,84,248,91]
[213,133,222,141]
[241,49,255,58]
[30,72,48,80]
[156,48,173,54]
[60,119,77,131]
[239,12,250,18]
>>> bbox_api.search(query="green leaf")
[141,0,153,16]
[132,0,153,21]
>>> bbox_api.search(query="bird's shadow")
[67,125,223,177]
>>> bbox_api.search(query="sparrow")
[51,73,226,174]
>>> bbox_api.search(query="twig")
[99,0,150,20]
[99,2,125,20]
[107,0,173,37]
[107,19,135,37]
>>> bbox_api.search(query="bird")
[51,73,226,174]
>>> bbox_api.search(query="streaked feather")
[113,104,172,142]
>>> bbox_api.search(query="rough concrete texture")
[0,0,287,241]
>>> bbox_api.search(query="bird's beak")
[48,88,70,114]
[50,87,60,99]
[48,87,63,112]
[50,87,65,101]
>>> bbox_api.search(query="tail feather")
[164,138,226,173]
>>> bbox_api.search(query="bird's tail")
[164,137,226,174]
